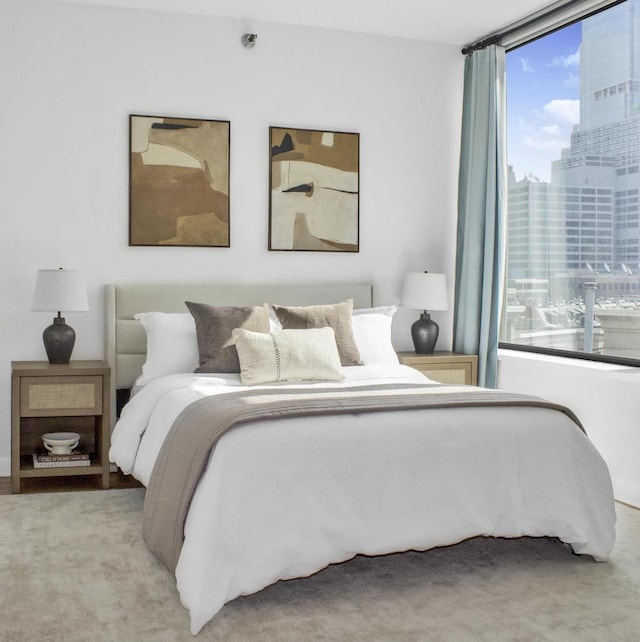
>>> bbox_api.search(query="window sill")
[498,347,639,375]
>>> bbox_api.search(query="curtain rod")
[460,0,622,54]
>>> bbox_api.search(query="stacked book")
[32,449,91,468]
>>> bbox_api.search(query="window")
[501,0,640,365]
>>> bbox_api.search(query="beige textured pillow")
[185,301,270,373]
[232,327,344,385]
[272,299,362,366]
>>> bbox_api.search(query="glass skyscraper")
[508,0,640,287]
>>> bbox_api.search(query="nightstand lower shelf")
[18,455,106,479]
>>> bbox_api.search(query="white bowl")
[42,432,81,455]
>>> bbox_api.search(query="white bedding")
[110,364,616,635]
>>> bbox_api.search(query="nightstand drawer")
[396,351,478,386]
[420,366,469,385]
[20,376,103,416]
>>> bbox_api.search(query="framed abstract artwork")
[269,126,359,252]
[129,114,230,247]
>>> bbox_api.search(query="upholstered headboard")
[105,283,373,428]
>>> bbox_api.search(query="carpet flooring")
[0,488,638,641]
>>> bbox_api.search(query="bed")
[106,283,616,635]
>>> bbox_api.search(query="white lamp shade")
[400,272,448,311]
[32,269,89,313]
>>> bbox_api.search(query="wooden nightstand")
[11,360,111,493]
[397,351,478,386]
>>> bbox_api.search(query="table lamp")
[400,271,448,354]
[32,268,89,364]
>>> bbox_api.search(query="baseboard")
[612,477,640,509]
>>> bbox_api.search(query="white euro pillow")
[232,327,344,385]
[134,312,199,386]
[351,306,399,365]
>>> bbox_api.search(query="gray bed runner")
[142,383,584,573]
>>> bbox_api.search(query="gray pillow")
[185,301,270,373]
[272,299,363,366]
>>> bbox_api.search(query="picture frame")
[129,114,230,247]
[269,126,359,252]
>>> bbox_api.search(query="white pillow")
[134,312,199,386]
[232,327,344,385]
[268,306,282,332]
[353,305,397,317]
[351,306,399,365]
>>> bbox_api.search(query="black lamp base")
[42,315,76,364]
[411,312,439,354]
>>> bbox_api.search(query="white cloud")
[549,47,580,68]
[519,57,534,73]
[542,98,580,124]
[564,72,579,89]
[541,124,560,135]
[523,135,567,152]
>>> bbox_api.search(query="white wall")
[0,0,464,475]
[498,350,640,508]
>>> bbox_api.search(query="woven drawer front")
[21,377,102,415]
[423,367,468,385]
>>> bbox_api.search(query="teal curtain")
[453,45,506,388]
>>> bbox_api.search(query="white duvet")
[110,364,616,635]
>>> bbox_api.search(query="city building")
[508,0,640,287]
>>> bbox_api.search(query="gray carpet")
[0,489,638,641]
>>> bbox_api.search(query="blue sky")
[507,22,582,182]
